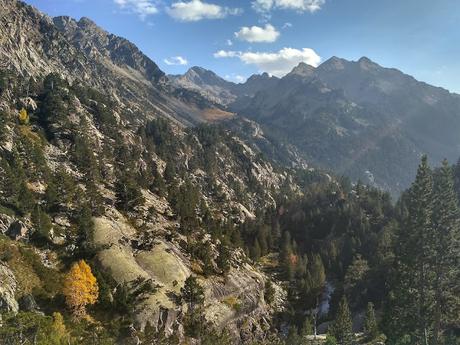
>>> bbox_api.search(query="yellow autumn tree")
[63,260,99,317]
[18,108,29,125]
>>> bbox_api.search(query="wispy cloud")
[214,47,321,77]
[114,0,158,20]
[164,56,189,65]
[252,0,325,15]
[235,24,280,43]
[225,74,247,83]
[167,0,242,22]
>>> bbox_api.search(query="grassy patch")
[0,236,62,298]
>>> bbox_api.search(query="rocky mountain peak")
[357,56,380,70]
[183,66,232,88]
[77,16,100,29]
[318,56,347,71]
[287,62,316,78]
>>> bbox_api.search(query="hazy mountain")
[231,58,460,194]
[172,56,460,194]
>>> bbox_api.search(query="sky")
[25,0,460,92]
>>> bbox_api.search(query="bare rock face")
[203,264,271,340]
[91,206,277,341]
[52,16,165,84]
[0,213,14,234]
[0,263,19,314]
[18,294,39,312]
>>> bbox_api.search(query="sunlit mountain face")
[0,1,459,344]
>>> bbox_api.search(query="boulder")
[6,220,29,240]
[0,213,14,234]
[18,97,38,111]
[18,294,39,312]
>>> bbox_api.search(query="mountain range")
[3,0,459,195]
[171,58,460,195]
[1,0,460,343]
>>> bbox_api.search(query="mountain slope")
[0,0,230,126]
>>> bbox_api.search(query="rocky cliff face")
[0,263,19,314]
[0,0,226,126]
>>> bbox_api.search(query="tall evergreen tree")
[364,302,379,340]
[431,160,460,345]
[331,296,353,345]
[390,155,434,345]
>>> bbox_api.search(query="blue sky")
[25,0,460,92]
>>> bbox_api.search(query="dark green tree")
[115,171,144,212]
[181,276,204,311]
[390,155,434,345]
[216,244,231,274]
[264,280,276,305]
[431,160,460,345]
[364,302,379,340]
[31,205,53,242]
[331,296,353,345]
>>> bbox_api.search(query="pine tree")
[364,302,379,340]
[216,244,231,274]
[181,276,204,311]
[264,280,276,305]
[391,155,434,344]
[31,205,53,242]
[151,169,167,197]
[431,160,460,345]
[286,326,302,345]
[331,296,353,345]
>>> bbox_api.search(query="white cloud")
[282,22,292,29]
[234,24,280,43]
[167,0,242,22]
[214,50,239,58]
[114,0,158,20]
[252,0,325,14]
[225,74,247,83]
[164,56,189,65]
[226,39,233,46]
[214,47,321,77]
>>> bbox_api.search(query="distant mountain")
[231,57,460,195]
[169,67,279,106]
[169,66,237,105]
[173,57,460,195]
